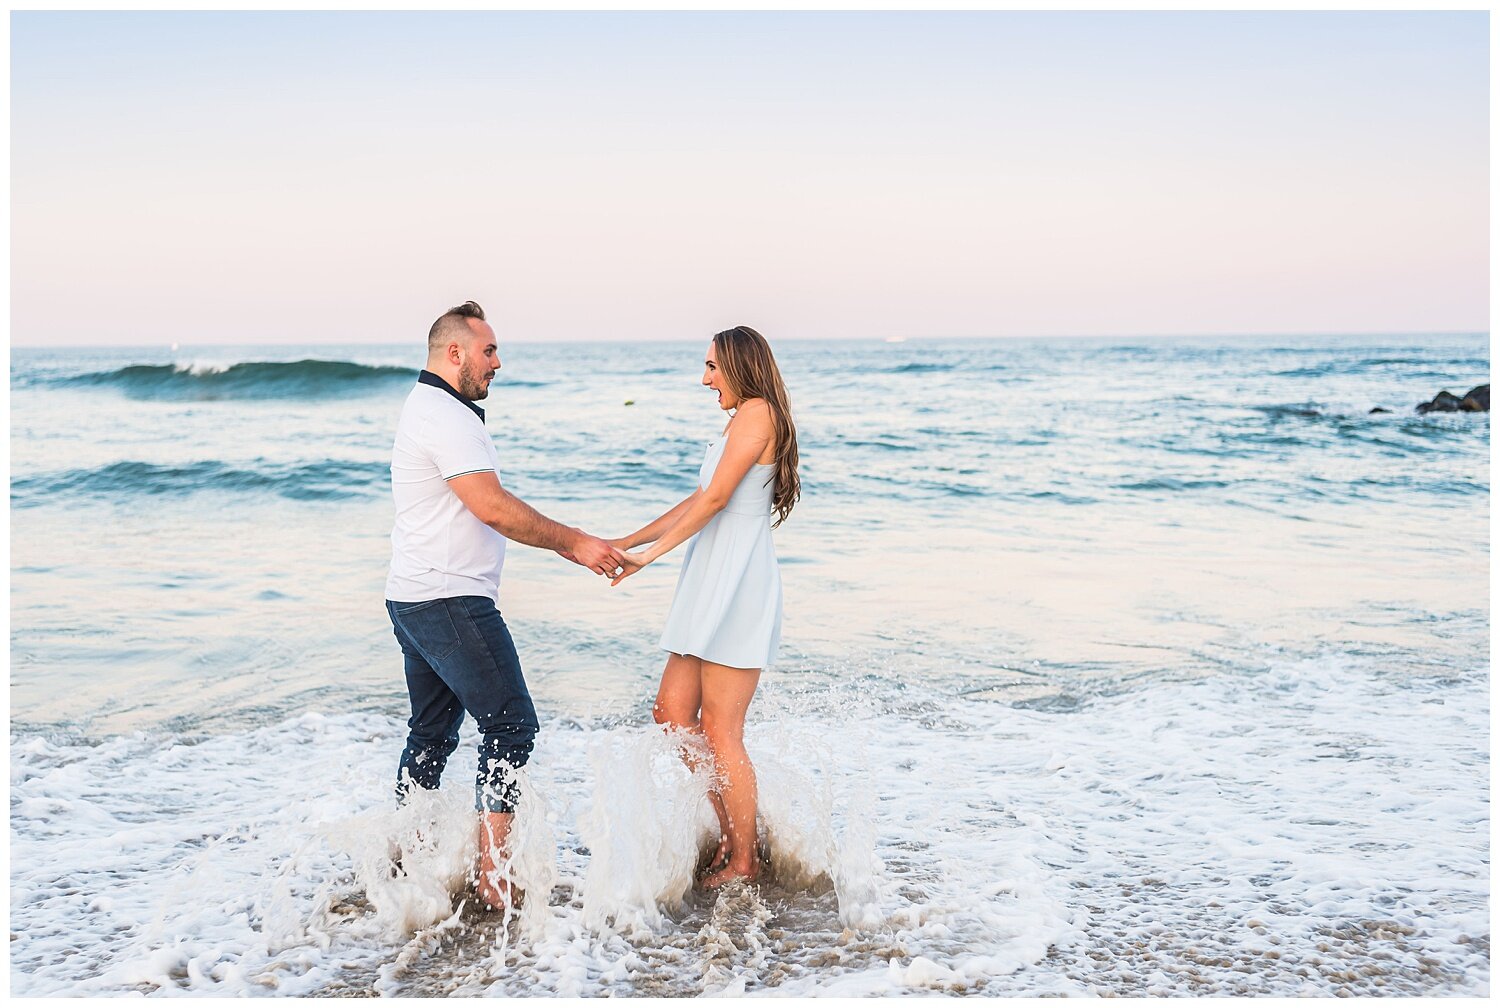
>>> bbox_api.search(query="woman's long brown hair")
[713,325,801,527]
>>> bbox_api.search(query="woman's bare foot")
[710,834,733,872]
[696,832,733,879]
[701,858,760,890]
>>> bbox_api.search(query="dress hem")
[659,644,772,672]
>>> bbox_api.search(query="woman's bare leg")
[654,653,732,868]
[653,652,704,739]
[698,660,763,888]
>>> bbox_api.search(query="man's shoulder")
[399,383,482,431]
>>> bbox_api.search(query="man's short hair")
[428,301,487,355]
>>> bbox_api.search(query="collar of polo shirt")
[417,370,485,421]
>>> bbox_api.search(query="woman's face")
[702,341,740,411]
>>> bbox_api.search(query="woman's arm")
[612,403,773,584]
[611,489,702,550]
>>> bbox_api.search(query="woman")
[609,325,800,889]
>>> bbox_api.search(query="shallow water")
[9,334,1490,995]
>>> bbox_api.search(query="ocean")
[8,333,1490,996]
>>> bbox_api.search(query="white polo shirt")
[386,371,508,604]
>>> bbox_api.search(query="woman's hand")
[610,550,651,586]
[605,537,635,552]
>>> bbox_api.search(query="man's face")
[456,320,501,400]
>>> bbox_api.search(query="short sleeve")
[426,417,496,481]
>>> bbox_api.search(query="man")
[385,300,626,910]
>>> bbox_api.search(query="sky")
[9,10,1490,346]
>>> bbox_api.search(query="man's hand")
[568,530,629,578]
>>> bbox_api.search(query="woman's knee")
[653,700,699,729]
[700,711,745,749]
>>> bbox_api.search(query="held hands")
[601,538,650,586]
[554,531,650,585]
[558,529,630,578]
[609,550,650,586]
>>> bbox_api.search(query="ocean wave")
[11,459,389,505]
[838,438,923,452]
[57,360,419,400]
[1116,477,1237,492]
[1249,402,1478,423]
[1236,404,1489,455]
[12,455,706,507]
[883,362,956,374]
[1271,355,1491,378]
[1251,403,1327,419]
[1349,474,1491,497]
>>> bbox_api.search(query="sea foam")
[8,651,1488,996]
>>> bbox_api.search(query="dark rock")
[1417,384,1489,413]
[1417,390,1466,414]
[1368,407,1391,414]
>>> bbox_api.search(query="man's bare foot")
[476,811,520,911]
[701,859,760,890]
[475,844,523,910]
[475,877,523,912]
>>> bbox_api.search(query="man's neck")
[418,368,484,420]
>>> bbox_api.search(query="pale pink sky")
[11,11,1489,345]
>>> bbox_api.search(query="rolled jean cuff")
[476,753,528,813]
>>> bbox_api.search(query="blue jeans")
[386,596,539,814]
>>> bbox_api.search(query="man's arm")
[447,471,623,575]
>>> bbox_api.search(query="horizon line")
[9,329,1491,351]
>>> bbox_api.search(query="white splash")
[7,653,1489,996]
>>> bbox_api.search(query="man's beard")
[457,360,492,400]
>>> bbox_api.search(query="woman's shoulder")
[728,400,777,461]
[733,398,773,423]
[727,400,771,436]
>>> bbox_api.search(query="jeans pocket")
[394,600,462,661]
[391,599,441,616]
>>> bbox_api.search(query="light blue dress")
[658,434,783,669]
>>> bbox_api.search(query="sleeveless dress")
[658,434,782,669]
